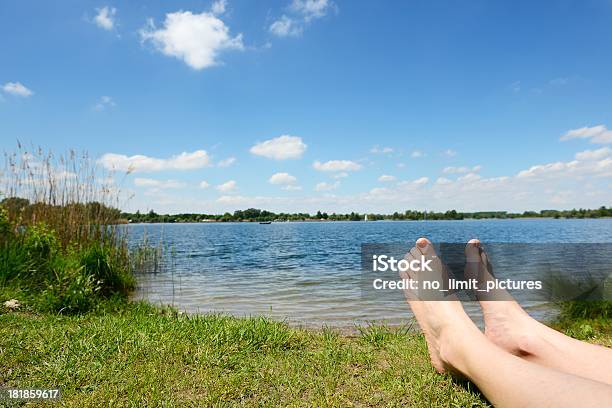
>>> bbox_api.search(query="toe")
[416,237,432,255]
[465,239,481,261]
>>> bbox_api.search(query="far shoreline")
[118,206,612,224]
[121,217,612,224]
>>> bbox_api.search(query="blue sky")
[1,0,612,213]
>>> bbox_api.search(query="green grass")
[2,295,611,407]
[0,300,490,407]
[557,300,611,321]
[551,300,612,347]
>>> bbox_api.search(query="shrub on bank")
[40,261,98,313]
[79,243,135,297]
[0,204,134,314]
[558,300,611,321]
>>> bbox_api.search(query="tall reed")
[1,143,132,247]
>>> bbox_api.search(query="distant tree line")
[1,197,122,224]
[3,197,611,224]
[120,206,612,223]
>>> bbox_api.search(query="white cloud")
[411,150,424,158]
[216,195,239,203]
[94,6,116,30]
[333,172,349,179]
[368,187,388,196]
[435,177,452,185]
[517,162,569,178]
[378,174,396,182]
[315,181,339,191]
[442,165,481,174]
[575,147,612,161]
[250,135,307,160]
[290,0,333,22]
[139,10,244,70]
[510,80,521,93]
[269,172,297,185]
[457,172,481,182]
[516,147,612,179]
[269,173,301,190]
[100,150,211,172]
[216,180,237,192]
[217,157,236,167]
[199,180,210,189]
[216,194,255,205]
[134,178,186,189]
[270,0,334,37]
[93,95,116,111]
[2,82,33,97]
[442,149,457,157]
[313,160,362,172]
[133,178,159,187]
[211,0,227,15]
[269,16,302,37]
[370,146,393,154]
[394,177,430,190]
[560,125,612,144]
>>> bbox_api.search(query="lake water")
[128,219,612,330]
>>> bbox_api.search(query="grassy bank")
[1,299,488,407]
[1,299,610,407]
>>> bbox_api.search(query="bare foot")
[401,238,477,373]
[465,239,612,385]
[464,239,540,356]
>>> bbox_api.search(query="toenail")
[417,238,429,248]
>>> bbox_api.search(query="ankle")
[513,330,540,356]
[437,321,481,372]
[512,314,554,356]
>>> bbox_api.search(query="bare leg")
[465,239,612,385]
[401,238,612,407]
